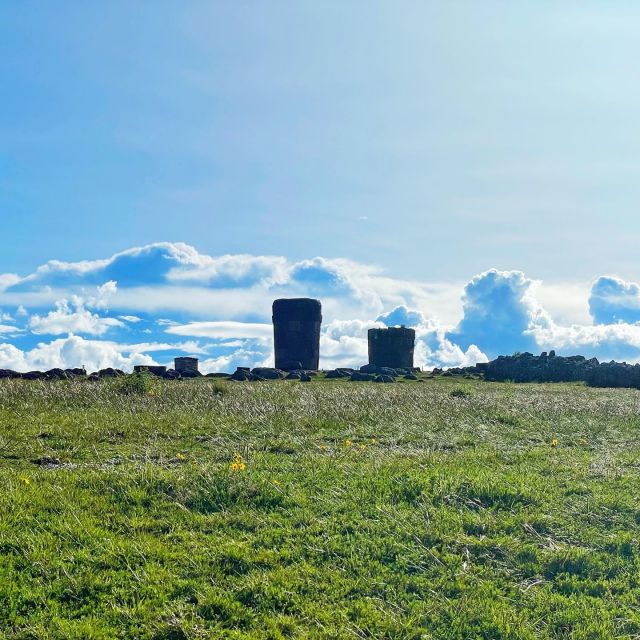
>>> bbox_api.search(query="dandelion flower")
[359,444,367,451]
[550,438,559,447]
[370,438,377,445]
[20,477,30,485]
[230,453,246,471]
[345,439,353,447]
[175,453,187,461]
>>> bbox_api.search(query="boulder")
[373,375,395,383]
[251,368,286,380]
[230,368,251,381]
[22,371,46,380]
[97,368,125,378]
[350,372,376,382]
[0,369,21,379]
[162,369,181,380]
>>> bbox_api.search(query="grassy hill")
[1,376,640,639]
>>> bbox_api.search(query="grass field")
[2,376,640,639]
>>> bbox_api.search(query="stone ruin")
[5,295,640,389]
[272,298,322,371]
[368,326,415,369]
[174,357,200,378]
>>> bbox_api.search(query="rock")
[403,374,418,380]
[230,368,251,381]
[162,369,181,380]
[65,368,87,378]
[350,372,376,382]
[373,375,395,383]
[97,368,125,378]
[286,372,302,380]
[45,368,69,380]
[22,371,46,380]
[134,365,167,376]
[251,367,286,380]
[0,369,21,379]
[206,373,231,378]
[299,373,312,382]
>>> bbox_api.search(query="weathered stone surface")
[251,367,286,380]
[404,374,418,380]
[484,352,598,383]
[0,370,20,379]
[175,357,199,377]
[272,298,322,371]
[97,368,125,378]
[368,326,415,369]
[325,368,354,379]
[22,371,46,380]
[134,365,167,377]
[585,361,640,389]
[162,369,181,380]
[230,368,251,381]
[206,373,231,378]
[373,374,395,383]
[350,372,376,382]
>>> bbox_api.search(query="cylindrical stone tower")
[174,357,199,377]
[368,327,415,369]
[272,298,322,371]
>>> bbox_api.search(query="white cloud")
[0,336,155,373]
[29,299,124,336]
[6,242,640,370]
[166,321,272,340]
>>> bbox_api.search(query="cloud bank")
[1,242,640,372]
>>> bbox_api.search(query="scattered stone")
[97,368,125,378]
[404,374,418,380]
[350,372,376,382]
[251,367,286,380]
[373,374,395,383]
[134,365,167,376]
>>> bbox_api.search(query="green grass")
[2,376,640,639]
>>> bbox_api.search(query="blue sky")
[2,3,640,371]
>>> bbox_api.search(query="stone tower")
[174,357,199,377]
[272,298,322,371]
[368,326,415,369]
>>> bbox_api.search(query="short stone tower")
[272,298,322,371]
[174,357,199,377]
[368,326,415,369]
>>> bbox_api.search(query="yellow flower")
[319,444,328,451]
[175,453,187,462]
[370,438,377,445]
[359,444,367,451]
[550,438,559,447]
[230,453,246,471]
[345,439,353,447]
[20,477,30,485]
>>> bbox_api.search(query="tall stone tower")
[272,298,322,371]
[368,326,415,369]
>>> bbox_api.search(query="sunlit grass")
[1,377,640,638]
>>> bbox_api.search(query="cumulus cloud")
[447,269,549,357]
[377,305,426,328]
[29,299,124,336]
[589,276,640,324]
[0,336,155,372]
[5,242,640,371]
